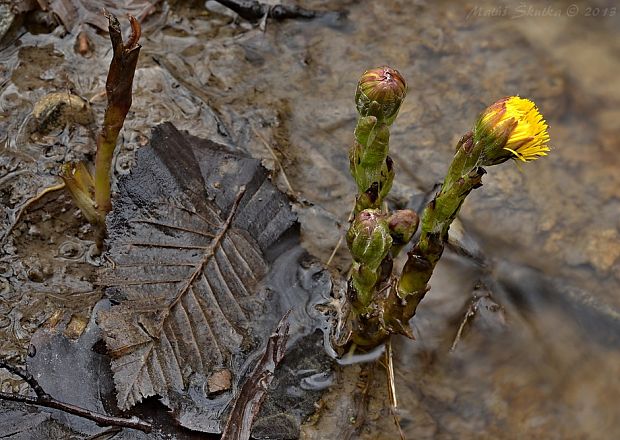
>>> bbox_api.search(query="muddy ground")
[1,0,620,438]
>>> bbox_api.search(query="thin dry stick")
[325,234,343,267]
[221,311,291,440]
[385,339,406,440]
[385,338,397,407]
[84,426,122,440]
[450,300,477,351]
[325,205,356,267]
[0,360,151,432]
[213,0,330,21]
[251,124,294,194]
[89,90,107,103]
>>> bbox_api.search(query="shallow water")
[1,0,619,438]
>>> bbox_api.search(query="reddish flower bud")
[346,209,393,269]
[355,66,407,125]
[388,209,419,245]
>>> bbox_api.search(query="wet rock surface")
[1,0,619,438]
[26,300,116,436]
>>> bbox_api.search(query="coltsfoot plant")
[343,66,550,349]
[61,13,141,248]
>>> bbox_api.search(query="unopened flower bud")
[388,209,419,245]
[346,209,393,269]
[355,66,407,125]
[475,96,550,165]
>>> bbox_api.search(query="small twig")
[385,339,397,408]
[325,205,355,267]
[0,392,151,432]
[89,90,107,103]
[221,311,291,440]
[213,0,341,22]
[450,300,477,352]
[0,360,152,432]
[325,234,343,267]
[0,360,48,398]
[390,403,406,440]
[84,426,122,440]
[251,124,294,194]
[384,340,406,440]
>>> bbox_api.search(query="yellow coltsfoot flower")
[475,96,550,165]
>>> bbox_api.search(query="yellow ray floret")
[484,96,550,162]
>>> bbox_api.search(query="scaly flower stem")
[388,134,479,305]
[346,210,393,313]
[400,131,482,294]
[349,116,393,215]
[342,67,407,348]
[350,132,486,348]
[349,66,406,216]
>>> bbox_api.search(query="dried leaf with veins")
[98,123,298,412]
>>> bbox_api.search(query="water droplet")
[85,243,102,266]
[115,152,136,175]
[300,371,334,391]
[58,240,85,260]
